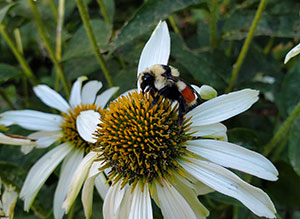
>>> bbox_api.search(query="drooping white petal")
[20,143,72,211]
[170,173,209,219]
[0,110,62,131]
[0,133,34,146]
[128,184,153,219]
[137,21,170,76]
[284,42,300,64]
[95,87,119,108]
[76,110,100,143]
[28,131,62,148]
[2,184,18,218]
[21,145,35,154]
[82,174,97,219]
[53,149,84,219]
[69,76,87,107]
[103,180,126,219]
[181,159,277,218]
[81,80,103,104]
[33,85,70,113]
[156,180,196,219]
[94,172,110,200]
[81,162,102,219]
[187,139,278,181]
[187,89,259,126]
[62,151,98,213]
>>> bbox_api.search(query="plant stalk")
[28,0,70,96]
[264,101,300,156]
[226,0,267,93]
[0,25,37,86]
[76,0,113,87]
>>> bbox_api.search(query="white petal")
[54,150,84,219]
[181,159,277,218]
[156,180,196,219]
[82,173,97,219]
[170,173,209,218]
[2,184,18,217]
[76,110,100,143]
[192,85,217,100]
[137,20,170,75]
[103,180,126,219]
[188,123,228,141]
[69,76,87,107]
[21,145,35,154]
[188,123,227,136]
[94,172,110,200]
[284,42,300,64]
[62,151,98,213]
[128,184,152,219]
[28,131,62,148]
[0,133,34,145]
[81,80,103,104]
[187,139,278,181]
[33,85,70,113]
[187,89,259,126]
[20,143,72,211]
[95,87,119,108]
[0,110,62,131]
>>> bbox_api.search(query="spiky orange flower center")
[60,104,102,152]
[95,91,192,187]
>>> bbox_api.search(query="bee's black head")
[140,72,155,93]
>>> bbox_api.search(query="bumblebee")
[138,64,202,124]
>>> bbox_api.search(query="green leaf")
[110,0,204,50]
[277,59,300,118]
[62,19,111,61]
[102,0,115,24]
[171,33,229,89]
[222,10,300,40]
[265,161,300,207]
[0,64,22,84]
[0,3,16,24]
[288,117,300,176]
[0,161,27,192]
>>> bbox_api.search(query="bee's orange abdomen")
[181,87,195,104]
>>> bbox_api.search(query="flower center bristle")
[95,91,192,187]
[60,104,102,153]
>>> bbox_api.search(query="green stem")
[0,25,37,86]
[14,28,23,54]
[168,15,180,35]
[0,87,15,109]
[264,101,300,156]
[207,0,218,48]
[28,0,70,96]
[76,0,113,87]
[96,0,111,25]
[226,0,267,93]
[48,0,58,21]
[55,0,65,91]
[271,130,290,162]
[263,36,275,54]
[56,0,65,61]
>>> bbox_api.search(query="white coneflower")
[63,21,278,219]
[0,77,118,219]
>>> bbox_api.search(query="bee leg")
[150,86,170,109]
[177,95,188,126]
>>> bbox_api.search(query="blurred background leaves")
[0,0,300,218]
